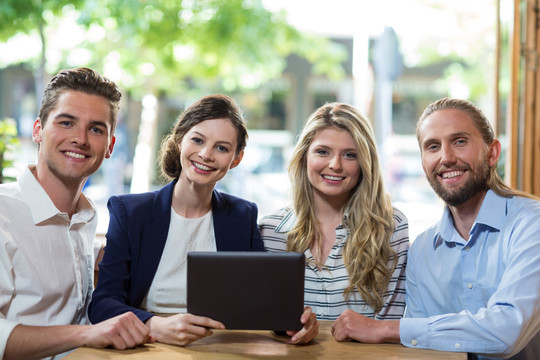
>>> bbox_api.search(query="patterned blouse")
[259,207,409,321]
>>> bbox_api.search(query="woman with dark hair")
[89,95,317,346]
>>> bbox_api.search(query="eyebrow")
[190,131,234,146]
[422,131,471,146]
[54,113,110,129]
[312,143,357,152]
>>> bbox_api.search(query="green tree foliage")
[0,118,19,183]
[0,0,347,96]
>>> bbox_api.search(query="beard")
[426,161,490,207]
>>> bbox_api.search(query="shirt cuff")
[400,317,430,348]
[0,319,20,359]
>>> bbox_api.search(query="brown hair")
[38,67,121,133]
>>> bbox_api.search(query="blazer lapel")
[211,189,236,251]
[133,180,176,305]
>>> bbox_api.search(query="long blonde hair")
[287,103,396,312]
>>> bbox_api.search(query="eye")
[59,120,73,127]
[191,137,203,144]
[454,138,467,146]
[343,152,357,160]
[216,145,230,153]
[315,149,329,156]
[425,143,440,152]
[90,126,105,135]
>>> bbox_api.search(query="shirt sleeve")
[375,208,409,320]
[0,228,19,359]
[401,206,540,357]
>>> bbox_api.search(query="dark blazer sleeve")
[88,182,174,324]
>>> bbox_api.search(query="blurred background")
[0,0,521,240]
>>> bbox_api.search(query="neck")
[172,175,213,218]
[31,165,85,218]
[448,190,488,240]
[312,191,346,226]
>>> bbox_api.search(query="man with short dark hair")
[0,68,152,360]
[330,98,540,360]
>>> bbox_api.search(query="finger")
[300,307,312,324]
[180,323,215,338]
[290,327,308,344]
[118,314,151,347]
[186,314,225,330]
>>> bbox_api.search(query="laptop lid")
[187,251,305,331]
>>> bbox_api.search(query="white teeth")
[193,162,213,171]
[323,175,344,181]
[442,171,463,179]
[65,151,85,159]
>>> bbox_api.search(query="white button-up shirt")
[0,166,98,359]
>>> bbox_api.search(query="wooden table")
[65,321,466,359]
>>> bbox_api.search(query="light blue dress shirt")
[400,190,540,360]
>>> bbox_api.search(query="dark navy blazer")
[88,180,264,324]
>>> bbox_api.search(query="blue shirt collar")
[433,190,508,249]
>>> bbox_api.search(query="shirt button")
[455,343,461,349]
[467,283,473,289]
[411,339,418,346]
[321,284,326,290]
[464,246,470,252]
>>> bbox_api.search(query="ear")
[229,150,244,169]
[32,118,43,144]
[487,139,501,167]
[106,136,116,159]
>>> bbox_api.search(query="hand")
[146,313,225,346]
[83,312,154,349]
[286,306,319,344]
[331,309,400,344]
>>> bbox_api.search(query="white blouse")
[141,209,216,313]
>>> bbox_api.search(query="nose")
[71,127,88,146]
[440,144,457,166]
[198,146,213,161]
[329,155,342,171]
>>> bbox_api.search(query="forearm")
[332,310,401,343]
[373,320,401,343]
[4,324,89,360]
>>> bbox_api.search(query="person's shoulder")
[410,222,439,251]
[502,195,540,232]
[259,207,291,225]
[213,189,257,210]
[107,189,161,214]
[391,206,408,225]
[508,194,540,212]
[0,181,21,197]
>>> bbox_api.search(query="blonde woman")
[260,103,409,339]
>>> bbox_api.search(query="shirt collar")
[18,165,96,225]
[274,207,347,233]
[433,189,507,250]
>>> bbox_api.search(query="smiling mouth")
[64,151,87,159]
[192,161,215,171]
[322,174,345,181]
[440,170,465,179]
